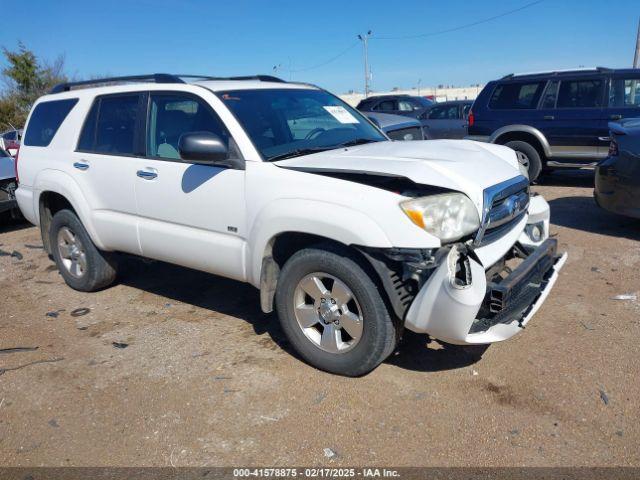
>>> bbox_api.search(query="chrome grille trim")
[474,175,530,247]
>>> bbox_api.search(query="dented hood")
[274,139,524,213]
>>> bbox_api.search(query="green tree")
[0,42,67,129]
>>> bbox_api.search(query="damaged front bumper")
[404,238,567,345]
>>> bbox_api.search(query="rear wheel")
[275,246,399,376]
[50,209,118,291]
[504,140,543,182]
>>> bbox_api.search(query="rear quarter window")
[24,98,78,147]
[489,82,545,110]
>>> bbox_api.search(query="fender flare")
[33,169,107,250]
[247,198,393,288]
[489,125,552,158]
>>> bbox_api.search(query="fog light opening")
[448,245,472,289]
[526,223,544,243]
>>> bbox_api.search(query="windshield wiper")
[268,147,334,162]
[335,138,380,148]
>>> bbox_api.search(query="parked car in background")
[1,128,22,157]
[420,100,472,139]
[356,94,434,119]
[16,73,565,376]
[364,111,424,141]
[594,118,640,219]
[0,147,18,220]
[467,68,640,181]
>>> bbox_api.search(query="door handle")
[73,162,89,171]
[136,170,158,180]
[598,136,611,142]
[609,114,622,120]
[543,115,555,120]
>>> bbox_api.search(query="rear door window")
[24,98,78,147]
[489,82,545,109]
[540,80,559,109]
[77,94,142,155]
[428,104,459,119]
[556,79,604,108]
[609,77,640,107]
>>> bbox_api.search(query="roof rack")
[49,73,286,94]
[500,67,612,80]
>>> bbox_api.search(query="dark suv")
[356,94,434,119]
[467,68,640,181]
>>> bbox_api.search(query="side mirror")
[178,132,244,169]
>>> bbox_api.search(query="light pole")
[358,31,372,97]
[417,78,422,96]
[634,17,640,68]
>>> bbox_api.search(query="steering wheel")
[305,128,326,140]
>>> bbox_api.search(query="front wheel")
[275,245,399,376]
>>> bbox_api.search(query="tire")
[49,209,117,292]
[275,245,399,376]
[504,140,543,182]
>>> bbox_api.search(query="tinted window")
[540,80,559,109]
[428,105,459,119]
[557,79,603,108]
[147,94,230,160]
[609,78,640,107]
[489,82,545,109]
[24,99,78,147]
[77,100,99,151]
[373,100,396,111]
[78,94,141,154]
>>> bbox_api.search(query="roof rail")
[50,73,287,94]
[49,73,187,94]
[500,67,613,80]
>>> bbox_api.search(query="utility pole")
[634,17,640,68]
[358,31,372,97]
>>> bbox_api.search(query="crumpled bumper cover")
[404,237,567,345]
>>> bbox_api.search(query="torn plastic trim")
[356,243,477,320]
[277,165,453,197]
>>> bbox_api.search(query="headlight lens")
[400,193,480,242]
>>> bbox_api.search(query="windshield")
[219,88,386,161]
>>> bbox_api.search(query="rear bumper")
[404,238,566,345]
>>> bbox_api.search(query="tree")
[0,42,67,129]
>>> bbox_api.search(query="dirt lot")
[0,171,638,467]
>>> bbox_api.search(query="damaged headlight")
[400,193,480,242]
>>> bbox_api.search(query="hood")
[275,139,523,214]
[364,112,421,131]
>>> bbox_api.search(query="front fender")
[247,198,393,287]
[33,169,107,250]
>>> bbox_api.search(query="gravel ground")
[0,170,638,467]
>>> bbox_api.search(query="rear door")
[133,91,247,281]
[422,103,460,138]
[73,93,144,254]
[544,76,607,162]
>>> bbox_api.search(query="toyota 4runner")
[16,74,567,376]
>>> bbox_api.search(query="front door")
[134,92,247,281]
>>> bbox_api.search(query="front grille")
[475,176,530,246]
[387,126,423,141]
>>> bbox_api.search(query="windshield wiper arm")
[335,138,379,148]
[268,147,334,162]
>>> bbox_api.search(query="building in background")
[340,84,484,106]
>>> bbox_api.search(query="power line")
[290,41,360,73]
[374,0,545,40]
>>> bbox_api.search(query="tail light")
[608,139,618,157]
[468,109,475,127]
[13,148,19,184]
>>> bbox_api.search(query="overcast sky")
[1,0,638,94]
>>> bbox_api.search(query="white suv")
[16,74,566,376]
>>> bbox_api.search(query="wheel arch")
[490,125,551,159]
[34,170,105,253]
